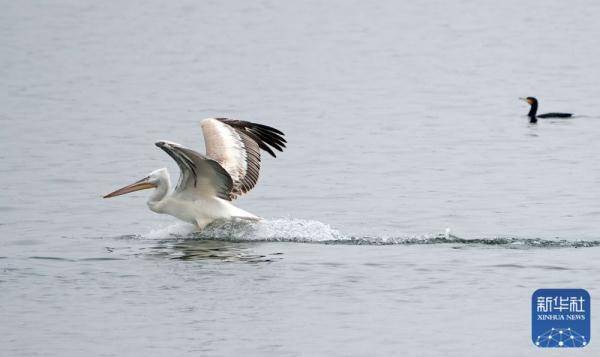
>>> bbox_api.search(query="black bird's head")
[520,96,538,106]
[519,96,539,121]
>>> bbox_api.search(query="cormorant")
[519,97,573,123]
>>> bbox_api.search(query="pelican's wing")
[155,141,233,200]
[201,118,286,199]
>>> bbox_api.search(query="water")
[1,0,600,355]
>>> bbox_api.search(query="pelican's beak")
[103,176,157,198]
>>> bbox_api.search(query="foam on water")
[137,219,600,248]
[341,236,600,248]
[144,218,348,242]
[146,222,198,239]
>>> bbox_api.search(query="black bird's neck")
[528,102,538,118]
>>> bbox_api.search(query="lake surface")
[1,0,600,355]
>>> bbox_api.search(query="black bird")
[520,97,573,123]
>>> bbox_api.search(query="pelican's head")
[103,168,169,198]
[519,96,537,106]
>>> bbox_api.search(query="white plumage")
[103,118,286,230]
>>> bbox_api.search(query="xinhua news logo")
[532,288,590,348]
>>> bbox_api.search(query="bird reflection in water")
[148,239,282,263]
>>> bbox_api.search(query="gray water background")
[2,0,600,356]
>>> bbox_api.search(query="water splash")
[133,219,600,248]
[146,222,197,239]
[196,218,347,242]
[337,236,600,248]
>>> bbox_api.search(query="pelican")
[103,118,286,229]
